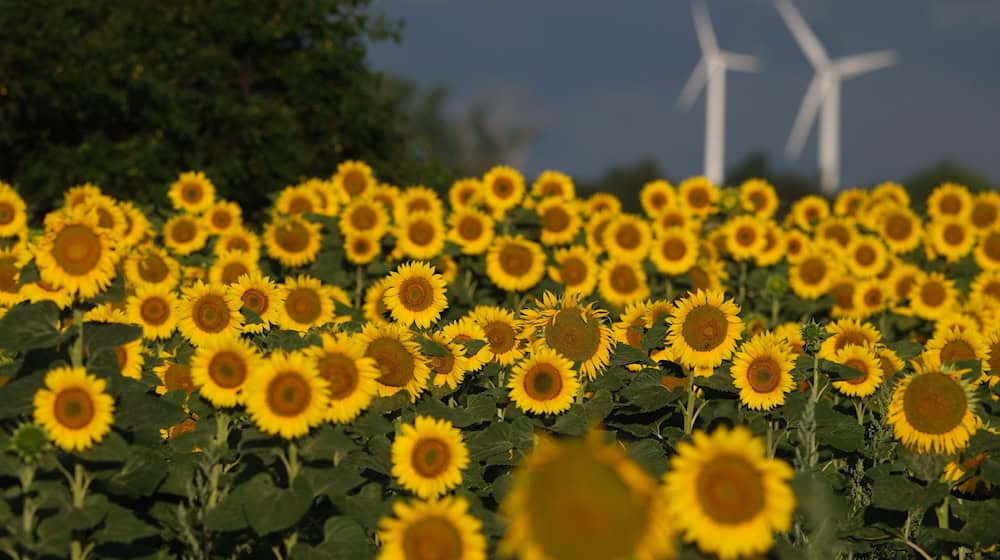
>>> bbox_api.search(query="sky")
[368,0,1000,188]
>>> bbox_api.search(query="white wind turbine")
[677,0,760,187]
[775,0,897,195]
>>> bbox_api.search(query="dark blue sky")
[369,0,1000,187]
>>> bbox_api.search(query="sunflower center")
[408,220,436,246]
[266,372,312,417]
[429,350,456,376]
[139,254,169,283]
[735,226,757,247]
[661,237,687,261]
[895,275,916,299]
[351,237,371,255]
[989,342,1000,375]
[545,308,601,363]
[855,246,876,266]
[411,437,452,478]
[208,351,248,389]
[799,258,827,285]
[695,453,765,524]
[843,358,870,386]
[609,264,638,293]
[348,206,376,230]
[171,219,197,243]
[399,277,434,311]
[823,224,850,246]
[53,387,95,429]
[884,214,912,240]
[660,212,683,229]
[241,288,270,315]
[226,237,251,252]
[540,206,570,233]
[288,196,313,215]
[53,224,103,276]
[984,233,1000,261]
[542,181,564,196]
[164,364,194,393]
[221,262,250,285]
[681,305,729,352]
[526,443,652,560]
[943,224,966,245]
[804,205,821,223]
[831,282,855,309]
[939,194,961,215]
[95,207,115,230]
[0,257,18,293]
[499,243,534,276]
[402,516,463,560]
[408,198,432,214]
[903,372,968,435]
[367,337,415,387]
[344,171,366,195]
[615,224,641,249]
[650,192,667,208]
[192,294,231,333]
[560,257,587,286]
[493,178,513,198]
[940,340,977,364]
[689,265,711,291]
[457,216,483,240]
[317,353,359,399]
[140,297,170,325]
[525,363,564,400]
[747,357,782,393]
[114,345,129,370]
[687,188,709,208]
[484,321,516,355]
[863,288,883,307]
[182,182,204,203]
[286,287,322,325]
[920,282,947,307]
[972,202,997,229]
[833,331,869,352]
[457,186,476,204]
[211,210,232,229]
[275,221,310,253]
[0,202,14,225]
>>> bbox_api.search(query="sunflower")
[123,246,181,290]
[277,275,335,332]
[598,259,650,308]
[377,496,486,560]
[739,178,779,218]
[887,263,922,305]
[396,186,444,223]
[536,197,582,246]
[62,183,102,210]
[423,331,475,389]
[754,221,786,267]
[507,347,579,417]
[613,300,655,355]
[244,351,328,439]
[730,332,795,410]
[203,200,243,235]
[774,322,805,356]
[971,270,1000,306]
[830,344,884,397]
[928,182,973,221]
[118,201,153,248]
[887,362,980,454]
[178,281,242,345]
[300,178,338,216]
[875,205,923,254]
[723,215,766,261]
[814,217,854,250]
[844,235,887,279]
[190,336,261,407]
[583,211,617,254]
[638,179,675,217]
[870,181,911,208]
[113,338,145,381]
[789,195,830,231]
[678,176,718,217]
[163,214,208,256]
[224,272,279,333]
[781,229,809,264]
[396,212,447,261]
[359,322,431,401]
[586,192,622,216]
[341,233,380,265]
[167,171,216,213]
[383,261,448,328]
[531,170,576,201]
[0,182,27,237]
[943,452,992,495]
[81,194,128,240]
[306,334,379,423]
[932,313,980,339]
[970,191,1000,232]
[447,208,494,255]
[548,245,599,297]
[275,184,322,216]
[924,327,990,375]
[263,215,322,267]
[520,292,614,381]
[340,197,390,240]
[667,289,744,369]
[0,246,29,306]
[500,432,674,560]
[208,250,260,287]
[33,366,114,451]
[818,318,883,360]
[482,165,525,216]
[928,217,975,263]
[877,346,906,381]
[788,246,838,300]
[909,272,959,320]
[852,279,888,318]
[664,426,795,560]
[471,306,524,365]
[440,316,491,374]
[390,416,469,499]
[35,208,117,299]
[332,160,376,201]
[364,278,394,327]
[486,235,546,292]
[124,285,177,341]
[84,303,129,323]
[153,353,195,396]
[215,227,261,258]
[602,214,652,260]
[448,177,483,209]
[974,228,1000,271]
[685,257,727,294]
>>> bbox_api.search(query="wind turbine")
[677,0,760,187]
[775,0,896,195]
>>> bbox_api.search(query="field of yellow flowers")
[0,165,999,559]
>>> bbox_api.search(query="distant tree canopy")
[0,1,444,213]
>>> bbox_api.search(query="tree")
[904,160,994,204]
[0,0,439,213]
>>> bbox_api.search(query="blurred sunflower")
[35,208,117,299]
[909,272,959,320]
[586,192,622,215]
[974,228,1000,271]
[537,197,582,246]
[384,261,448,328]
[448,177,483,209]
[344,233,382,265]
[278,275,335,332]
[875,205,923,254]
[123,246,180,290]
[167,171,216,213]
[687,257,728,294]
[447,208,495,255]
[730,331,795,410]
[275,184,322,216]
[970,191,1000,232]
[789,195,829,231]
[0,182,27,237]
[306,334,379,423]
[815,217,856,250]
[755,221,785,267]
[126,284,179,340]
[520,292,613,380]
[396,212,447,261]
[789,246,837,300]
[33,366,114,451]
[927,182,972,221]
[391,416,469,499]
[887,362,979,454]
[482,165,525,216]
[363,278,394,327]
[209,250,259,286]
[831,344,884,397]
[203,200,243,235]
[471,305,524,365]
[396,186,444,223]
[263,215,322,267]
[486,235,545,292]
[667,289,743,369]
[531,170,576,200]
[118,201,153,248]
[724,215,767,261]
[678,176,718,217]
[190,336,260,407]
[928,217,975,263]
[548,245,599,298]
[245,351,328,439]
[215,227,261,258]
[598,259,649,308]
[359,322,431,401]
[924,327,990,375]
[341,197,391,239]
[739,178,779,218]
[163,214,208,256]
[377,497,486,560]
[331,160,376,201]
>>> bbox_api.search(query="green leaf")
[93,503,158,544]
[0,301,64,353]
[103,446,169,498]
[298,425,359,462]
[870,476,949,512]
[315,517,372,560]
[640,320,668,353]
[417,336,450,357]
[886,339,922,360]
[0,371,47,419]
[342,482,390,531]
[818,359,865,381]
[243,474,315,536]
[462,339,487,357]
[813,401,864,453]
[466,416,534,466]
[82,322,142,352]
[549,390,614,436]
[626,439,668,477]
[951,499,1000,546]
[978,455,1000,486]
[620,371,681,412]
[610,343,648,366]
[76,430,130,463]
[695,364,738,393]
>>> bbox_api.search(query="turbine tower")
[677,0,760,187]
[775,0,896,195]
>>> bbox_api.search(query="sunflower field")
[0,165,999,560]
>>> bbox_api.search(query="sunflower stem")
[59,463,93,509]
[683,366,698,435]
[18,464,37,544]
[853,400,865,426]
[737,261,748,306]
[70,540,93,560]
[936,496,949,531]
[70,309,85,368]
[770,296,780,327]
[353,266,364,309]
[665,279,674,302]
[279,442,301,486]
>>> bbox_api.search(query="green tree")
[0,0,439,213]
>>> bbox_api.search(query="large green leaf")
[0,301,64,353]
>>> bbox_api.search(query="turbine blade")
[786,76,823,158]
[677,58,708,110]
[692,0,718,54]
[722,51,761,72]
[773,0,829,68]
[836,50,897,78]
